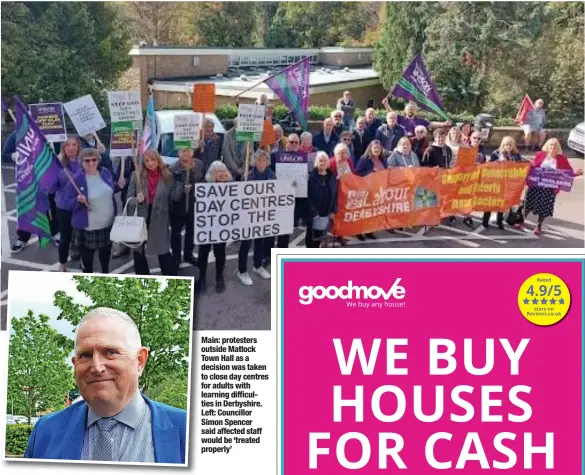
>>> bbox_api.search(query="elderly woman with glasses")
[63,148,119,274]
[196,161,232,293]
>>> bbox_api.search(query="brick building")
[129,46,385,110]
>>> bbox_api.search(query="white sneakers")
[253,267,271,279]
[237,272,253,286]
[238,267,271,286]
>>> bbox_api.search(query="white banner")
[194,179,295,244]
[63,94,106,137]
[107,91,142,126]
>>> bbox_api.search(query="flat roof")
[150,67,380,98]
[130,46,373,56]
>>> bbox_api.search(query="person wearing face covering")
[127,150,176,276]
[170,148,205,269]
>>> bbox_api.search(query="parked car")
[155,110,226,167]
[30,417,39,425]
[6,414,16,425]
[567,122,584,155]
[14,415,28,424]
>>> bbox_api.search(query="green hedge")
[167,104,577,129]
[5,424,33,456]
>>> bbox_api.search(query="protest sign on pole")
[107,91,142,157]
[174,113,203,150]
[63,94,106,137]
[194,179,295,244]
[274,152,309,198]
[193,84,216,113]
[29,103,67,143]
[236,104,265,142]
[526,167,574,192]
[260,119,277,147]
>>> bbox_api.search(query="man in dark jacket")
[170,148,204,269]
[375,112,406,152]
[312,118,339,156]
[364,108,382,138]
[352,117,373,164]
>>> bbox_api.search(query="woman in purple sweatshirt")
[48,136,82,271]
[62,148,119,274]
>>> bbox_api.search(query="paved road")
[1,152,583,331]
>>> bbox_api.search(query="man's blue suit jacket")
[24,395,187,464]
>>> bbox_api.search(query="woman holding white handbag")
[127,149,176,276]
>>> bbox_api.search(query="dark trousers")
[134,249,176,276]
[56,209,75,264]
[305,217,319,248]
[238,237,270,273]
[262,234,290,265]
[170,210,195,262]
[133,204,176,276]
[80,244,111,274]
[198,243,226,281]
[483,211,504,226]
[294,198,309,225]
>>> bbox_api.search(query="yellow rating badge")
[518,273,571,326]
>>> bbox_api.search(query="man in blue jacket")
[375,111,406,153]
[24,307,187,464]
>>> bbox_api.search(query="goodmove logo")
[298,279,406,305]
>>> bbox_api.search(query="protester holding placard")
[48,136,82,271]
[329,143,355,178]
[387,137,420,168]
[128,150,176,276]
[63,148,117,274]
[482,136,525,229]
[197,117,223,172]
[222,120,246,180]
[196,161,231,293]
[80,133,113,174]
[170,148,204,268]
[237,149,275,286]
[306,152,338,248]
[352,117,373,164]
[524,138,583,236]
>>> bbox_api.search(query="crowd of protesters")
[3,91,582,293]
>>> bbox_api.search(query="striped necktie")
[91,418,119,461]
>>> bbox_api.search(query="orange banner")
[455,147,478,167]
[193,84,216,113]
[333,162,530,236]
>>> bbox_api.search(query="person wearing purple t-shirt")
[382,98,451,137]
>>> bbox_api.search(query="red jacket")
[329,157,355,177]
[532,152,574,194]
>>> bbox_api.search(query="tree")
[53,276,192,393]
[148,371,189,410]
[195,2,257,47]
[7,312,74,423]
[373,2,438,90]
[423,2,545,113]
[1,2,131,109]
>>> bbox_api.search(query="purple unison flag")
[14,97,62,247]
[527,167,574,192]
[391,56,449,121]
[264,57,311,128]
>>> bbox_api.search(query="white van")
[154,110,227,167]
[567,122,584,155]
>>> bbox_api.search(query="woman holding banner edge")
[524,138,583,236]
